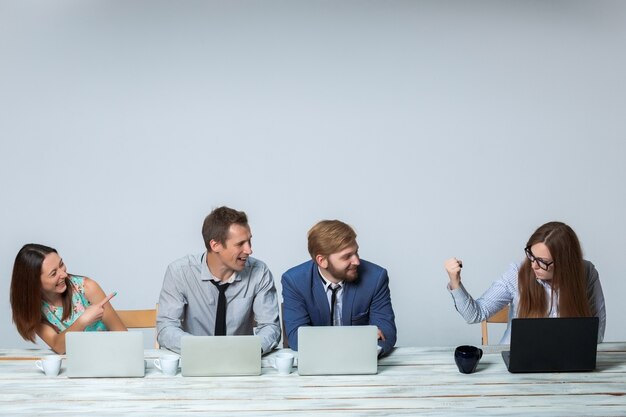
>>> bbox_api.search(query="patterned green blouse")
[41,275,107,332]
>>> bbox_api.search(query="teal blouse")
[41,275,107,332]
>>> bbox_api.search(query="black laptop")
[502,317,599,373]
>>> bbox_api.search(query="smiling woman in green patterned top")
[10,243,127,354]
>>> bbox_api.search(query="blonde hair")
[307,220,357,259]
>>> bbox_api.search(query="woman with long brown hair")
[10,243,127,354]
[444,221,605,344]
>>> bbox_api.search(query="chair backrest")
[480,305,509,345]
[117,309,157,328]
[281,303,289,348]
[116,308,158,348]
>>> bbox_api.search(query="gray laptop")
[66,331,145,378]
[180,335,261,376]
[297,325,378,375]
[502,317,599,373]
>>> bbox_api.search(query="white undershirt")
[536,278,559,317]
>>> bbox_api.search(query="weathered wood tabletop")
[1,343,624,416]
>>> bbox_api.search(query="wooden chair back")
[480,305,509,345]
[116,308,158,348]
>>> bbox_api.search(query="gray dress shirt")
[156,252,281,353]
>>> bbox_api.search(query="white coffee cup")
[273,352,294,375]
[154,355,179,376]
[35,355,62,377]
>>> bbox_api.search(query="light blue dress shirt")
[448,260,606,344]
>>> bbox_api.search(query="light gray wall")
[1,0,625,349]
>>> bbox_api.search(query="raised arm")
[444,257,463,290]
[445,259,516,324]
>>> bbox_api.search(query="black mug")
[454,345,483,374]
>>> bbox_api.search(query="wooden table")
[1,343,625,416]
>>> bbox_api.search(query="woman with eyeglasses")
[444,221,606,344]
[10,243,127,354]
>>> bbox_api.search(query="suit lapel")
[311,263,332,325]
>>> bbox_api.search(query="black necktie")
[329,285,340,326]
[210,280,230,336]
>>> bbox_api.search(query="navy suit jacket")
[281,259,397,356]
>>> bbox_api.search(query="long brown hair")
[518,222,591,318]
[10,244,74,342]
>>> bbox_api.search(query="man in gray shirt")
[157,206,281,353]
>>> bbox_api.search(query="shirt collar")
[317,267,343,290]
[535,278,553,290]
[211,273,236,284]
[200,251,238,284]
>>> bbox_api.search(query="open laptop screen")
[66,331,145,378]
[502,317,599,373]
[180,335,261,376]
[297,325,378,376]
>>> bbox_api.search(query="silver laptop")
[180,335,261,376]
[66,331,145,378]
[297,325,378,375]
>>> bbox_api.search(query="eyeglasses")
[524,247,553,271]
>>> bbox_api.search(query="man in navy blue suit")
[281,220,397,356]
